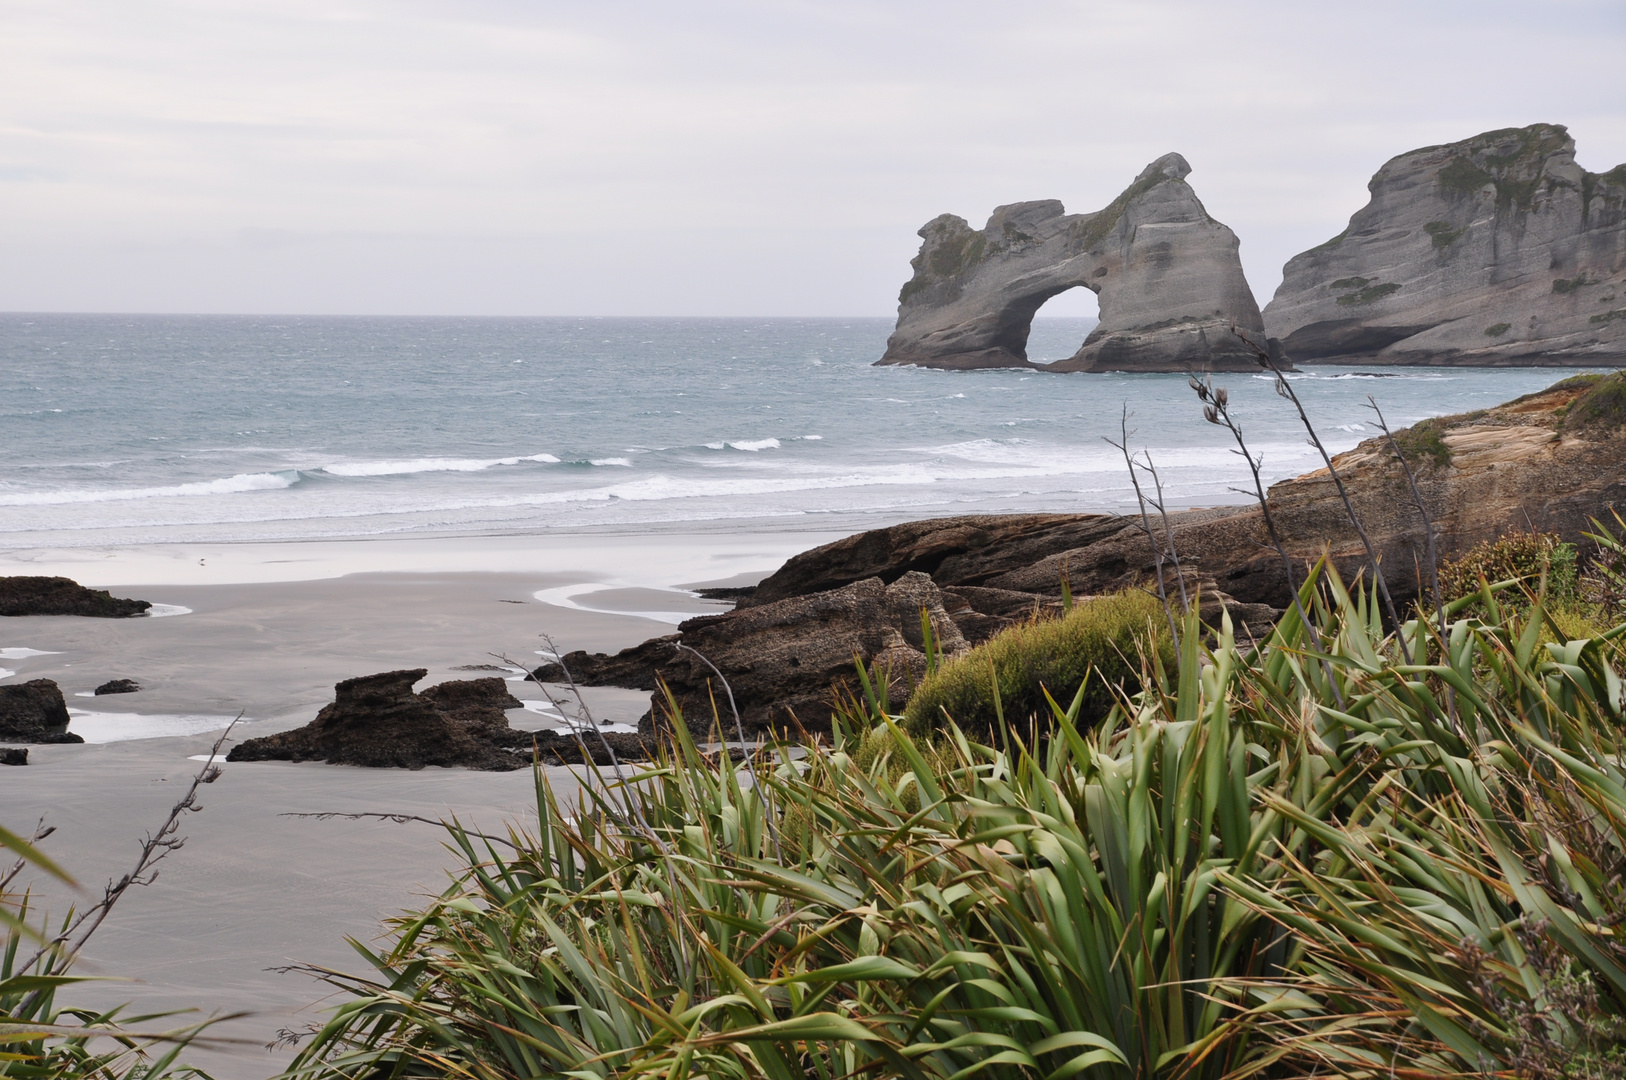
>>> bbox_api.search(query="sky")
[3,0,1624,318]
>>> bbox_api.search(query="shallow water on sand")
[1,314,1575,548]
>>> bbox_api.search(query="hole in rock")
[1026,286,1100,362]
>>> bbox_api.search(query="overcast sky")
[3,0,1624,317]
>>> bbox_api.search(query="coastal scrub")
[900,588,1171,737]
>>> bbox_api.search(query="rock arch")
[876,154,1276,372]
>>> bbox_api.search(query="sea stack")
[876,153,1275,372]
[1264,123,1626,365]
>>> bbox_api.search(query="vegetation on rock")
[1439,530,1579,609]
[900,589,1172,738]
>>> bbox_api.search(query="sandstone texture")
[547,374,1626,734]
[0,576,151,618]
[0,679,82,744]
[1265,124,1626,366]
[877,154,1275,372]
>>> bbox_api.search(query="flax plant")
[280,559,1626,1080]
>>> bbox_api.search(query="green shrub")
[1439,530,1578,607]
[900,589,1171,737]
[1565,371,1626,432]
[1391,416,1455,468]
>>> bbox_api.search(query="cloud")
[1,0,1622,314]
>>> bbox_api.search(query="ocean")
[0,314,1576,550]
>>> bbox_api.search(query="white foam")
[728,438,780,452]
[143,603,192,617]
[0,668,13,680]
[0,472,300,506]
[0,648,59,660]
[67,709,240,744]
[589,457,633,467]
[319,454,558,477]
[802,434,823,440]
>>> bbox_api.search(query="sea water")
[0,314,1576,549]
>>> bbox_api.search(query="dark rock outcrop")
[537,573,970,737]
[229,672,521,770]
[1265,123,1626,366]
[751,375,1626,613]
[227,670,662,769]
[94,679,140,695]
[545,375,1626,736]
[0,680,82,744]
[0,577,151,618]
[877,154,1276,372]
[1,748,26,766]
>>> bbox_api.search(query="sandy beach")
[0,527,845,1078]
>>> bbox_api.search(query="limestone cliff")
[1264,123,1626,366]
[877,154,1274,372]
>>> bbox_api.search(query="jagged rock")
[0,680,82,744]
[540,573,969,737]
[0,577,151,618]
[1265,123,1626,366]
[0,748,26,766]
[227,671,565,770]
[94,679,140,695]
[876,154,1277,372]
[741,514,1127,606]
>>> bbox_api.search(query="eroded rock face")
[877,154,1274,372]
[0,577,151,618]
[0,680,82,744]
[1264,124,1626,366]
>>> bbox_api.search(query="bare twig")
[1105,406,1181,649]
[0,820,55,894]
[1191,375,1345,708]
[17,719,239,1010]
[1232,328,1410,661]
[1142,450,1190,615]
[278,812,522,851]
[504,640,640,794]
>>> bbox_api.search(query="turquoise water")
[0,314,1574,548]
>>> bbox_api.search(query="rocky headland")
[876,154,1276,372]
[1265,123,1626,366]
[545,374,1626,736]
[0,576,151,618]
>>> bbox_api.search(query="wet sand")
[0,528,843,1078]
